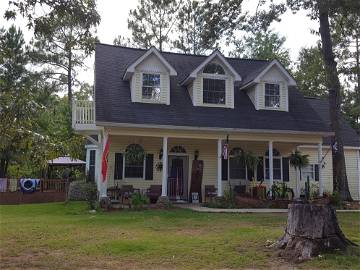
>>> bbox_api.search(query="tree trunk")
[275,202,356,262]
[67,49,73,109]
[317,1,352,201]
[0,158,8,178]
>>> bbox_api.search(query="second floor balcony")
[72,100,96,130]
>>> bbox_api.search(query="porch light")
[194,150,199,160]
[159,148,163,160]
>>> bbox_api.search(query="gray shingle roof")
[95,44,331,134]
[305,97,360,147]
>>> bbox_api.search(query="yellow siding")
[297,147,360,200]
[246,85,257,109]
[257,82,265,110]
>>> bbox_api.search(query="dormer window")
[202,63,226,105]
[203,63,225,75]
[142,73,161,101]
[265,83,280,108]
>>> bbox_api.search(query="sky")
[0,0,320,93]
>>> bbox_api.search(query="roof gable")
[123,47,177,80]
[240,59,296,89]
[181,50,242,85]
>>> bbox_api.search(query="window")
[142,73,161,101]
[124,144,144,178]
[170,146,186,154]
[264,149,282,180]
[203,78,226,104]
[229,148,246,179]
[88,150,96,182]
[301,164,317,180]
[203,63,225,75]
[265,83,280,108]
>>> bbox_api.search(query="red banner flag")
[101,134,110,183]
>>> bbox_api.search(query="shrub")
[68,180,98,210]
[83,182,98,210]
[131,192,150,210]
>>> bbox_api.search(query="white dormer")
[241,60,296,112]
[123,47,177,105]
[182,50,241,109]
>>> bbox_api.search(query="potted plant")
[289,150,309,199]
[125,144,145,163]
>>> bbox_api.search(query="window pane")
[142,73,161,101]
[265,158,282,180]
[302,165,314,181]
[203,78,225,104]
[229,158,246,179]
[265,83,280,108]
[203,63,225,75]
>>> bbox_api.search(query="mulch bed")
[235,196,291,209]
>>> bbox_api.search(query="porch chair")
[204,185,217,203]
[120,185,139,205]
[146,185,162,203]
[107,186,121,204]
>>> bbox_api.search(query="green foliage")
[268,182,294,200]
[125,144,145,164]
[128,0,182,51]
[173,0,245,54]
[289,150,309,170]
[295,46,328,97]
[231,30,291,69]
[6,0,100,106]
[130,192,150,210]
[83,182,98,210]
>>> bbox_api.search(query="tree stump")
[276,201,356,262]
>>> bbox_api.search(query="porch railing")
[72,100,95,127]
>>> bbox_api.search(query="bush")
[205,190,236,209]
[68,180,98,210]
[130,192,150,210]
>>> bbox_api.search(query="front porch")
[90,130,326,203]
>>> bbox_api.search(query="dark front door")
[168,156,188,201]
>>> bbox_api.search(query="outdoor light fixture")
[159,148,163,160]
[194,149,199,160]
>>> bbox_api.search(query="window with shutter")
[145,154,154,180]
[282,157,289,182]
[114,153,123,180]
[222,157,228,181]
[257,157,264,181]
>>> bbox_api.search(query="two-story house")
[73,44,360,202]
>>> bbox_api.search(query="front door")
[168,156,188,201]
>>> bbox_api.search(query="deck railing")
[72,100,95,127]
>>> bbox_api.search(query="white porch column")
[161,137,168,197]
[268,141,274,195]
[295,146,301,198]
[217,139,223,197]
[99,132,108,198]
[318,142,324,196]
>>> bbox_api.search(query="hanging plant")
[125,144,145,163]
[155,162,163,172]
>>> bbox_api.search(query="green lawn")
[0,202,359,270]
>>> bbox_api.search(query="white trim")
[217,139,223,196]
[240,60,296,90]
[181,50,242,85]
[161,137,168,197]
[123,47,177,80]
[298,145,360,150]
[140,72,162,103]
[97,121,334,137]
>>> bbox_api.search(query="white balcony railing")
[72,100,95,128]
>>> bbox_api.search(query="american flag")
[101,133,110,183]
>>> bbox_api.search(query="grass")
[0,202,359,269]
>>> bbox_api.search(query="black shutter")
[314,164,319,181]
[145,154,154,180]
[257,157,264,181]
[247,166,254,181]
[282,157,289,182]
[114,153,123,180]
[222,157,228,181]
